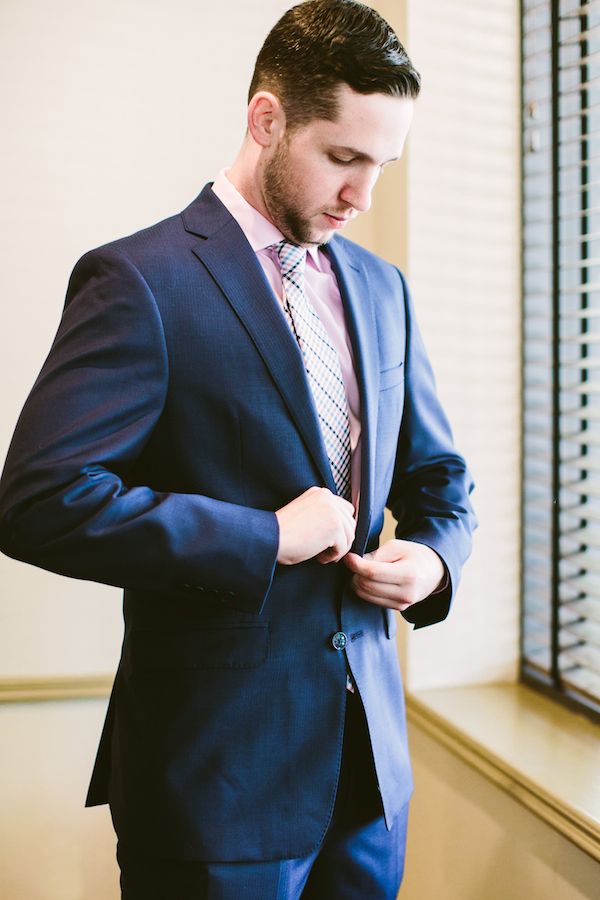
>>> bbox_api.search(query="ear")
[247,91,286,148]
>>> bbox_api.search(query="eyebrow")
[330,145,400,165]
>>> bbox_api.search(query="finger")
[305,485,322,496]
[340,497,357,517]
[317,540,349,564]
[328,527,356,563]
[317,516,355,564]
[317,547,340,564]
[352,575,407,602]
[344,508,356,539]
[344,553,363,573]
[346,555,411,586]
[352,579,412,610]
[327,498,356,529]
[369,540,409,563]
[335,506,356,548]
[335,500,356,529]
[343,552,363,572]
[320,493,354,530]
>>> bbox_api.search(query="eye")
[329,154,354,166]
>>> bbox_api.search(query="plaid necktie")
[273,240,352,500]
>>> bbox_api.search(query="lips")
[323,213,351,228]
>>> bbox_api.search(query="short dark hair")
[248,0,421,130]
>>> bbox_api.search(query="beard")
[262,139,324,247]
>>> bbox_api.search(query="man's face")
[261,85,414,247]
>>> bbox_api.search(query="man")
[0,1,475,897]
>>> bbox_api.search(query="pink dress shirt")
[211,171,362,513]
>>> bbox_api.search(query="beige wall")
[0,700,118,899]
[402,725,600,900]
[0,0,289,681]
[0,1,288,896]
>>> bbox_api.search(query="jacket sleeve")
[386,269,477,628]
[0,247,279,614]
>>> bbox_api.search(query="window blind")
[522,0,600,717]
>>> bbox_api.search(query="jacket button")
[332,631,348,651]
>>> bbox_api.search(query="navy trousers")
[117,691,409,899]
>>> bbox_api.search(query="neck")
[227,137,272,223]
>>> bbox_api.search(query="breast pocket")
[376,363,406,503]
[378,363,405,427]
[131,623,269,672]
[379,362,404,392]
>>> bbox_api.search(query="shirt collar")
[211,169,323,267]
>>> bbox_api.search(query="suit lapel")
[182,188,381,544]
[182,187,337,493]
[326,238,380,552]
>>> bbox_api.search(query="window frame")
[521,0,600,722]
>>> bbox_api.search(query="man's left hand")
[344,540,445,611]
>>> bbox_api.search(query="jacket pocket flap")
[131,623,269,670]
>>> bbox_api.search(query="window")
[522,0,600,718]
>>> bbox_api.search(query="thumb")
[343,551,365,572]
[369,539,408,564]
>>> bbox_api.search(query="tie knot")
[273,240,307,279]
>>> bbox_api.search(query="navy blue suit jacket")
[0,185,475,861]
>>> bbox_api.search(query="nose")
[339,168,379,213]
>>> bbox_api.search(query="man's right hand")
[275,487,356,565]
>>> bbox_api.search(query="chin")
[284,220,334,247]
[308,228,335,246]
